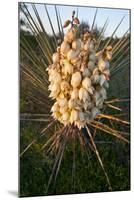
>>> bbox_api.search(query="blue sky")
[23,3,130,38]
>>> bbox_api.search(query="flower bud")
[88,61,96,71]
[52,111,61,120]
[64,29,76,43]
[49,84,60,98]
[51,102,60,112]
[60,41,70,55]
[70,109,79,123]
[71,71,82,88]
[49,71,61,84]
[63,60,74,75]
[82,68,91,78]
[71,88,79,100]
[82,77,91,91]
[61,81,70,92]
[98,59,109,71]
[99,74,106,86]
[88,86,94,95]
[79,87,89,102]
[72,39,81,50]
[93,68,99,75]
[103,69,110,77]
[52,52,60,64]
[67,49,80,62]
[63,20,71,28]
[58,98,68,107]
[74,60,81,69]
[60,106,68,113]
[91,75,100,84]
[106,51,112,60]
[68,99,76,109]
[62,111,70,121]
[89,52,96,61]
[73,17,80,24]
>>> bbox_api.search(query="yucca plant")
[19,2,130,196]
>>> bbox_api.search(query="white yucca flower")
[88,61,96,71]
[62,111,70,122]
[51,102,60,112]
[70,109,79,124]
[60,41,70,55]
[82,68,91,77]
[49,71,61,84]
[47,13,112,129]
[71,71,82,88]
[72,39,81,50]
[98,59,110,72]
[63,60,74,75]
[71,88,79,100]
[49,84,60,98]
[79,87,89,102]
[82,77,92,91]
[58,98,68,107]
[52,52,60,64]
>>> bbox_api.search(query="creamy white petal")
[98,59,109,71]
[51,102,60,112]
[99,74,106,86]
[82,68,91,77]
[62,111,70,121]
[58,98,68,107]
[52,53,60,64]
[60,41,70,55]
[68,99,76,109]
[71,71,82,88]
[88,61,96,71]
[72,39,81,50]
[71,88,79,100]
[79,87,89,102]
[82,77,91,91]
[89,52,96,61]
[70,109,79,124]
[64,29,76,43]
[67,49,80,62]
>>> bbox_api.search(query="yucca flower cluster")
[47,12,112,129]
